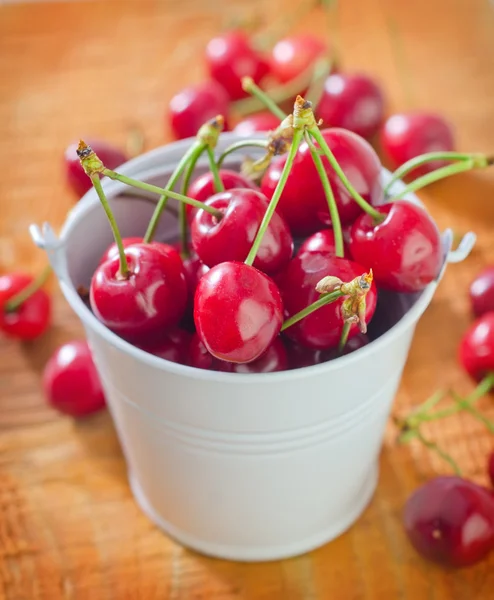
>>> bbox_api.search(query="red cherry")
[168,81,230,140]
[0,273,51,340]
[297,229,339,258]
[191,189,293,275]
[183,254,210,298]
[194,261,283,363]
[186,169,258,222]
[233,112,282,135]
[90,243,187,341]
[261,128,383,234]
[189,333,218,370]
[138,327,192,365]
[65,139,127,198]
[218,337,288,373]
[270,35,327,84]
[99,236,144,265]
[277,255,377,350]
[488,452,494,488]
[43,340,106,417]
[470,267,494,317]
[350,200,442,293]
[316,73,384,140]
[458,313,494,382]
[380,112,455,175]
[205,31,270,100]
[404,476,494,568]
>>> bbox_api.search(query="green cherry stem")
[281,290,344,331]
[304,131,344,257]
[383,152,486,195]
[217,140,269,169]
[244,127,304,266]
[308,127,384,222]
[337,322,351,355]
[4,264,52,313]
[206,146,225,193]
[179,154,202,259]
[452,391,494,434]
[414,430,462,476]
[99,168,223,220]
[91,174,130,277]
[241,77,287,120]
[389,155,494,201]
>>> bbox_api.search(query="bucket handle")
[29,222,70,284]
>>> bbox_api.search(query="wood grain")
[1,0,494,598]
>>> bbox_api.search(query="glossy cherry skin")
[261,128,383,234]
[404,476,494,568]
[0,273,51,340]
[458,312,494,382]
[233,112,282,135]
[218,337,288,373]
[205,31,270,100]
[90,243,187,341]
[99,237,144,265]
[380,112,455,175]
[316,73,384,140]
[191,189,293,275]
[297,229,340,259]
[43,340,106,417]
[65,139,127,198]
[350,200,443,293]
[286,333,369,369]
[194,261,284,363]
[168,81,230,140]
[137,328,191,365]
[189,333,217,370]
[270,35,327,84]
[186,169,258,222]
[469,267,494,317]
[277,255,377,350]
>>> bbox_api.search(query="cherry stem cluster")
[4,264,53,312]
[385,152,494,200]
[396,372,494,475]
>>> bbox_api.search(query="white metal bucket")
[30,133,474,562]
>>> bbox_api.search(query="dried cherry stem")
[4,265,52,312]
[144,116,224,242]
[217,140,269,169]
[281,290,344,331]
[388,154,494,201]
[92,174,130,278]
[233,57,332,118]
[244,96,314,266]
[307,127,384,222]
[305,131,344,257]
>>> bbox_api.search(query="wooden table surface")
[1,0,494,598]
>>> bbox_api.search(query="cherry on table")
[205,31,270,100]
[349,200,443,293]
[380,112,455,175]
[403,476,494,568]
[0,273,51,341]
[469,266,494,317]
[488,452,494,488]
[90,242,187,342]
[193,261,284,363]
[315,73,384,140]
[270,35,327,84]
[187,169,258,222]
[65,139,127,198]
[458,312,494,382]
[277,254,377,350]
[233,112,282,135]
[43,340,106,417]
[168,81,230,140]
[191,188,293,275]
